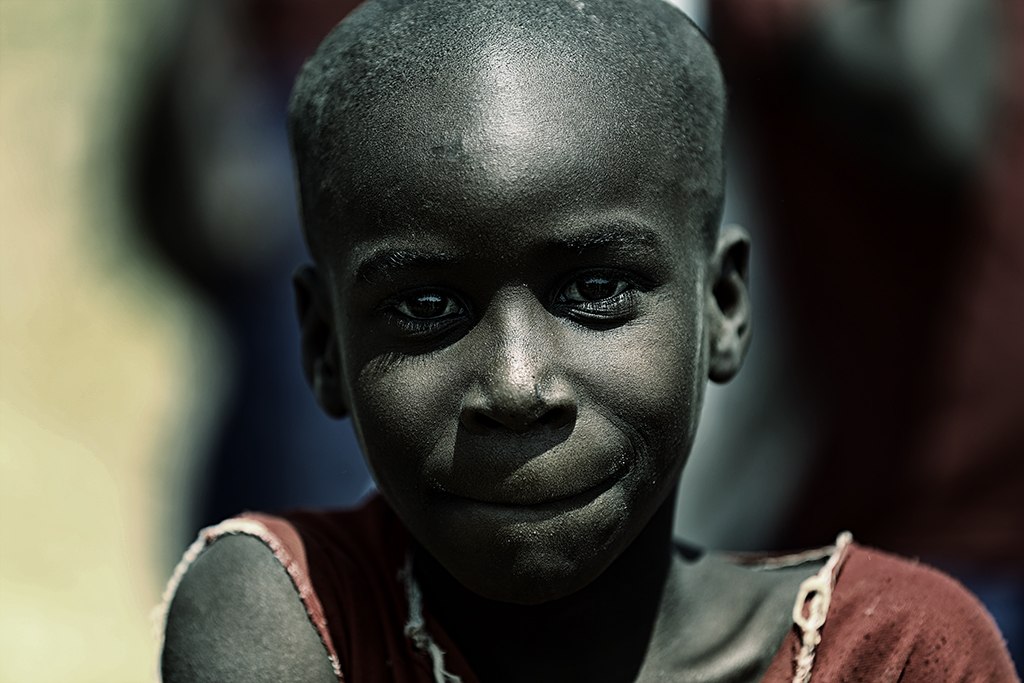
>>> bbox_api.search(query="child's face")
[300,68,743,604]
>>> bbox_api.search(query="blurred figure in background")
[708,0,1023,667]
[130,0,372,544]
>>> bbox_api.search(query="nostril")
[460,402,576,433]
[538,404,575,430]
[459,380,578,433]
[466,412,506,432]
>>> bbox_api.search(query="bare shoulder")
[161,534,337,683]
[821,545,1018,681]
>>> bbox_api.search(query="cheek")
[348,351,462,496]
[574,302,706,477]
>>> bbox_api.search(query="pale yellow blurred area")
[1,2,225,681]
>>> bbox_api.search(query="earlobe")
[293,265,348,418]
[707,225,752,384]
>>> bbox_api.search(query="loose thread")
[791,531,853,683]
[400,555,462,683]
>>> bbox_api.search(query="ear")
[706,225,752,384]
[293,265,348,418]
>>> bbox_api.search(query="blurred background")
[0,0,1020,680]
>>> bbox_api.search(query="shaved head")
[286,0,749,607]
[289,0,726,262]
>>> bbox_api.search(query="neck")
[412,494,679,683]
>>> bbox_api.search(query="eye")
[559,274,632,304]
[392,291,463,320]
[555,271,645,325]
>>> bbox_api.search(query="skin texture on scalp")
[288,0,726,261]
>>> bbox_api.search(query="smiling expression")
[291,0,735,603]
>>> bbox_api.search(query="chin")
[454,544,609,605]
[405,479,648,603]
[431,505,630,604]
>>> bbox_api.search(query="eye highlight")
[392,291,463,320]
[560,274,631,303]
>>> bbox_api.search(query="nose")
[459,293,577,434]
[460,379,576,433]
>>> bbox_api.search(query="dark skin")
[163,1,816,680]
[292,23,804,681]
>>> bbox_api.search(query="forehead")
[315,49,707,268]
[293,0,726,273]
[375,80,667,212]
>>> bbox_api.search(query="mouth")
[440,460,626,511]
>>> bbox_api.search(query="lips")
[467,465,623,509]
[432,431,629,507]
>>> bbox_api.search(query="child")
[159,0,1018,681]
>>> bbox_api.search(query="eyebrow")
[353,223,669,284]
[354,248,460,285]
[547,223,669,254]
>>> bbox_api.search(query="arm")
[161,535,338,683]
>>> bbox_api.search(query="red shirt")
[164,497,1018,682]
